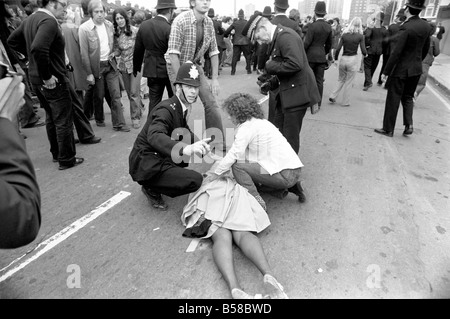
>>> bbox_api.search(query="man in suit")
[129,62,211,210]
[224,9,252,75]
[0,74,41,249]
[381,8,406,89]
[375,0,431,138]
[304,1,332,108]
[133,0,176,115]
[242,13,321,203]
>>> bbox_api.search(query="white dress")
[181,174,271,238]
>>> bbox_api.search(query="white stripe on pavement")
[0,191,131,283]
[427,84,450,111]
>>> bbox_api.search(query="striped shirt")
[168,9,219,65]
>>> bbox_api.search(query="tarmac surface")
[0,56,449,300]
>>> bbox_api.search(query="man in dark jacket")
[224,9,252,75]
[243,13,321,203]
[204,8,225,78]
[129,62,211,210]
[8,0,85,170]
[375,0,431,137]
[304,1,332,108]
[378,8,406,88]
[133,0,176,115]
[0,74,41,249]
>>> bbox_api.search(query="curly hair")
[222,93,264,125]
[112,8,132,37]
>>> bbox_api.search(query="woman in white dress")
[181,161,288,299]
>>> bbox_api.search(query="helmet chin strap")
[177,85,198,105]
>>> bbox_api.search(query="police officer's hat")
[405,0,426,10]
[174,61,201,87]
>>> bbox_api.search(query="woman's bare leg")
[211,228,240,291]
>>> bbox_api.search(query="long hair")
[343,17,363,35]
[222,93,264,124]
[112,8,132,37]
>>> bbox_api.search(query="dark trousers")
[32,81,76,166]
[18,71,40,127]
[93,62,126,128]
[69,84,95,142]
[257,43,269,70]
[141,166,202,198]
[382,75,420,132]
[147,77,174,117]
[308,62,326,106]
[273,98,307,154]
[231,44,252,73]
[83,80,112,120]
[364,54,381,87]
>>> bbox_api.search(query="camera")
[257,73,279,95]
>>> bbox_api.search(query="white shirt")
[214,118,303,176]
[96,23,110,61]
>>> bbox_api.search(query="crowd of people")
[0,0,439,299]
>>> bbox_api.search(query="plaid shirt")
[168,10,219,65]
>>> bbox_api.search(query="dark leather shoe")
[403,126,413,136]
[288,181,306,203]
[329,97,336,103]
[142,186,168,210]
[96,121,106,127]
[80,136,101,144]
[22,119,45,128]
[113,125,130,132]
[374,128,393,137]
[59,157,84,170]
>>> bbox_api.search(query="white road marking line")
[186,238,201,253]
[427,84,450,111]
[0,191,131,283]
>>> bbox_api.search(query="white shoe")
[264,274,289,299]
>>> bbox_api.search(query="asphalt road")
[1,59,449,299]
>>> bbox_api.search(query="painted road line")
[427,84,450,111]
[0,191,131,283]
[186,238,202,253]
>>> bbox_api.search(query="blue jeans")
[33,80,76,166]
[94,62,127,128]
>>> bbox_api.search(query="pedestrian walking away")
[374,0,431,138]
[133,0,176,116]
[329,17,367,107]
[303,1,333,108]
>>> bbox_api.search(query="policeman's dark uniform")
[129,62,203,203]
